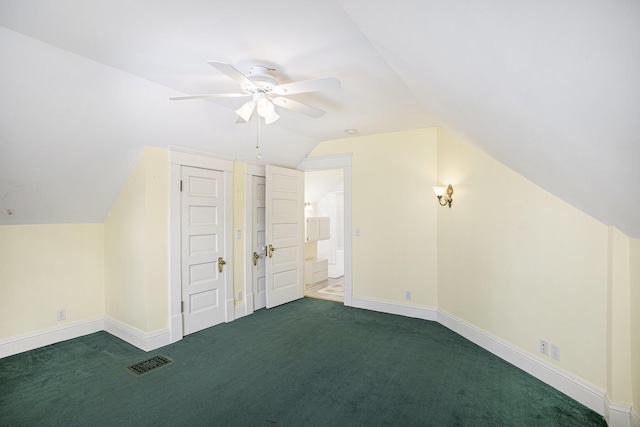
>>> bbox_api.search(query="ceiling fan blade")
[170,93,250,101]
[207,61,257,90]
[271,77,341,96]
[272,97,326,118]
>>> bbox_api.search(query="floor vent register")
[125,355,173,377]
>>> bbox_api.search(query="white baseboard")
[351,296,438,321]
[225,298,235,322]
[632,408,640,427]
[605,394,633,427]
[1,298,635,427]
[350,297,611,419]
[0,317,104,359]
[104,316,170,352]
[170,313,182,344]
[234,303,249,320]
[437,309,606,416]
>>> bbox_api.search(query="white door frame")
[242,161,266,317]
[169,147,234,344]
[297,154,353,307]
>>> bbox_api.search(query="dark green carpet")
[0,298,606,426]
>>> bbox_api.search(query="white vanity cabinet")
[306,217,330,242]
[305,258,328,285]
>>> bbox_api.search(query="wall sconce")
[433,184,454,208]
[304,202,313,211]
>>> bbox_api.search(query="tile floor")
[304,276,344,303]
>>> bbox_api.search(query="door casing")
[297,154,353,307]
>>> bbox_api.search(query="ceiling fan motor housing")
[245,66,278,92]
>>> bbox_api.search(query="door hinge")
[180,180,183,192]
[181,301,184,313]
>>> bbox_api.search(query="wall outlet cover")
[540,340,548,355]
[57,309,66,321]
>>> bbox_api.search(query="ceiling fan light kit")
[256,96,279,124]
[235,100,256,122]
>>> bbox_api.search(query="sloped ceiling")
[0,1,638,237]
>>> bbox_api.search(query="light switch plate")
[551,344,560,361]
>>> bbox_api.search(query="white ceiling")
[1,1,639,237]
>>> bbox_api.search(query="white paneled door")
[252,175,267,310]
[181,166,228,335]
[265,165,304,308]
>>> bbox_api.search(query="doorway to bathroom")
[303,169,345,303]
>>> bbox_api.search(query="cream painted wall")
[233,161,245,305]
[436,128,608,388]
[104,148,147,330]
[631,238,640,413]
[104,146,168,333]
[310,128,438,306]
[3,127,635,413]
[0,224,104,339]
[606,227,632,405]
[143,147,169,331]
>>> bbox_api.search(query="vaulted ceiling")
[1,1,639,237]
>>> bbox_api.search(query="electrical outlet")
[540,340,548,355]
[551,344,560,361]
[405,291,412,300]
[57,309,66,321]
[237,291,242,301]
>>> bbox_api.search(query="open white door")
[265,165,304,308]
[252,175,267,310]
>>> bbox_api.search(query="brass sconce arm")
[433,184,454,208]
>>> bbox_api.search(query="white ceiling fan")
[170,61,341,124]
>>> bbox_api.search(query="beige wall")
[233,161,245,305]
[3,129,637,414]
[104,146,169,333]
[0,224,104,339]
[310,128,439,306]
[436,128,608,388]
[629,238,640,412]
[606,227,633,405]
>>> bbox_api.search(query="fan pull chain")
[255,115,262,159]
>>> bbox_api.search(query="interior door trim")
[297,154,353,307]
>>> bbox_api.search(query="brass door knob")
[253,251,259,266]
[218,257,226,273]
[268,244,276,258]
